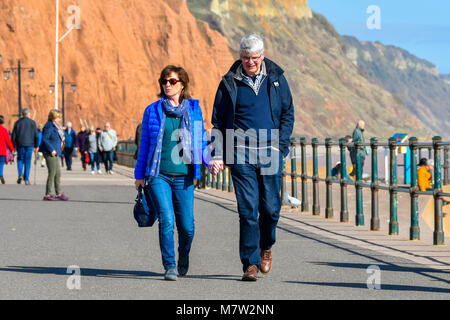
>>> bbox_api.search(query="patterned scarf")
[148,98,193,178]
[236,61,267,95]
[54,122,64,147]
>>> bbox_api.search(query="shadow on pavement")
[277,225,450,286]
[0,198,134,205]
[0,266,163,280]
[279,216,450,269]
[284,281,450,293]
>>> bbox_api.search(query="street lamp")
[50,76,76,124]
[3,60,35,117]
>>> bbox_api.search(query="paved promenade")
[0,158,449,300]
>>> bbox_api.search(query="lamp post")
[50,76,77,124]
[3,59,35,117]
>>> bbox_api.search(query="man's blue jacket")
[211,58,295,162]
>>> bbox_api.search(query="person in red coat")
[0,115,15,184]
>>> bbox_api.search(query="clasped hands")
[208,160,224,178]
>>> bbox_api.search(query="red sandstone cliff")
[0,0,234,139]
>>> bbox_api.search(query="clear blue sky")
[308,0,450,74]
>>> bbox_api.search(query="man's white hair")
[240,33,264,55]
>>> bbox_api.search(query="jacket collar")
[224,57,284,80]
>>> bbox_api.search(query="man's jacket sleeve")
[278,75,295,157]
[211,81,227,161]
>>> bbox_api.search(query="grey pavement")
[0,158,449,299]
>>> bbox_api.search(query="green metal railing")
[203,136,450,246]
[118,136,450,245]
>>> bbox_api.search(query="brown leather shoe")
[242,265,258,281]
[260,249,272,274]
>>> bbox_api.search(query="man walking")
[351,120,368,177]
[11,108,39,185]
[210,34,294,281]
[99,122,117,174]
[63,122,77,171]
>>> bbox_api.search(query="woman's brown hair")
[47,109,62,122]
[158,65,191,104]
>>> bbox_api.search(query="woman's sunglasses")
[160,78,182,86]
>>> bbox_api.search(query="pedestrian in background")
[11,108,39,185]
[351,120,368,177]
[39,109,68,201]
[418,158,434,191]
[0,115,15,184]
[63,122,77,171]
[133,122,142,160]
[37,124,46,167]
[87,126,101,174]
[210,34,295,281]
[76,125,89,171]
[100,122,117,174]
[134,65,209,281]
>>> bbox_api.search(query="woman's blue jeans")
[89,152,101,171]
[0,155,5,177]
[147,172,195,271]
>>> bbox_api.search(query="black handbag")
[133,185,158,227]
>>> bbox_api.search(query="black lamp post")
[50,76,77,125]
[3,59,35,117]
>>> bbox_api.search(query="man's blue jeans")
[103,150,114,172]
[147,172,195,271]
[230,151,282,272]
[17,146,34,181]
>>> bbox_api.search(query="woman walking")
[134,65,209,281]
[0,115,15,184]
[39,109,69,201]
[86,126,101,174]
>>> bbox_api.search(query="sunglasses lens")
[161,78,180,85]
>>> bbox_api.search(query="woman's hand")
[135,179,145,190]
[51,150,57,157]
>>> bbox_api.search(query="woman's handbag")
[6,148,14,164]
[133,185,158,227]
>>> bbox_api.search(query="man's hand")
[51,150,57,157]
[209,160,224,178]
[135,179,145,191]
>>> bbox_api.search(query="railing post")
[281,157,287,205]
[388,137,399,235]
[312,138,320,216]
[325,138,333,219]
[222,167,227,191]
[300,137,309,212]
[433,136,445,245]
[207,169,211,188]
[355,139,364,226]
[409,137,420,240]
[290,138,298,200]
[339,138,349,222]
[228,167,233,193]
[370,137,380,231]
[217,171,222,190]
[444,146,449,186]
